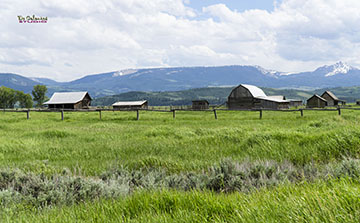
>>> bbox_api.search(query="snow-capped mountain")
[315,61,357,77]
[2,62,360,97]
[253,65,281,78]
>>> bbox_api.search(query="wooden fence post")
[172,109,176,119]
[136,110,139,120]
[213,109,217,119]
[300,109,303,117]
[26,110,30,120]
[338,107,341,115]
[99,110,102,120]
[259,109,262,119]
[61,110,64,121]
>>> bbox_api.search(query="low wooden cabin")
[44,92,92,109]
[227,84,290,109]
[289,99,303,107]
[112,100,148,110]
[306,95,327,108]
[320,91,345,106]
[192,100,209,110]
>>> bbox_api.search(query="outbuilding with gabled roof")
[306,94,327,108]
[44,92,92,109]
[192,100,209,110]
[320,91,345,106]
[112,100,148,110]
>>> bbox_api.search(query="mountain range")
[1,61,360,97]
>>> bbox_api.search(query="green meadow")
[1,109,360,222]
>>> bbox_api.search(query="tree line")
[0,85,47,109]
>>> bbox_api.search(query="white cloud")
[1,0,360,81]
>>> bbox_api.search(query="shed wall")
[321,93,336,106]
[192,101,209,110]
[307,98,327,108]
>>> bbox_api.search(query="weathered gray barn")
[112,100,148,110]
[306,94,327,108]
[320,91,345,106]
[44,92,92,109]
[192,100,209,110]
[289,99,303,107]
[227,84,290,109]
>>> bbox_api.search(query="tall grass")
[3,179,360,222]
[1,109,360,221]
[0,109,360,175]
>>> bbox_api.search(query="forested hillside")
[92,87,318,106]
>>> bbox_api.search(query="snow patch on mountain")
[279,72,297,76]
[112,69,138,77]
[324,62,353,77]
[254,65,279,78]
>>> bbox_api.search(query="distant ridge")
[92,85,360,106]
[1,62,360,97]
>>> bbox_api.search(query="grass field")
[1,109,360,222]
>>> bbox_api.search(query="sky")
[187,0,277,12]
[1,0,360,81]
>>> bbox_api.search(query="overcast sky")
[1,0,360,81]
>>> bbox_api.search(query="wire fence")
[1,106,359,121]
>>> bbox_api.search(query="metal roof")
[241,84,267,97]
[240,84,289,103]
[112,100,147,106]
[256,96,290,103]
[267,95,285,100]
[322,91,339,101]
[44,92,89,104]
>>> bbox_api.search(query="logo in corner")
[18,15,48,23]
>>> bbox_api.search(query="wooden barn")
[306,94,327,108]
[289,99,303,107]
[227,84,290,109]
[112,100,148,110]
[320,91,345,106]
[44,92,92,109]
[192,100,209,110]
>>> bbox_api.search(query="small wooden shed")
[192,100,209,110]
[112,100,148,110]
[44,92,92,109]
[306,95,327,108]
[320,91,345,106]
[289,99,303,107]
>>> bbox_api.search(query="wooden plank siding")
[227,84,290,110]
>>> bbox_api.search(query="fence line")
[0,107,357,120]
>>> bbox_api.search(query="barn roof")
[241,84,267,97]
[307,94,327,102]
[238,84,289,103]
[44,92,90,104]
[257,96,290,103]
[321,91,339,101]
[112,100,147,106]
[267,95,286,100]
